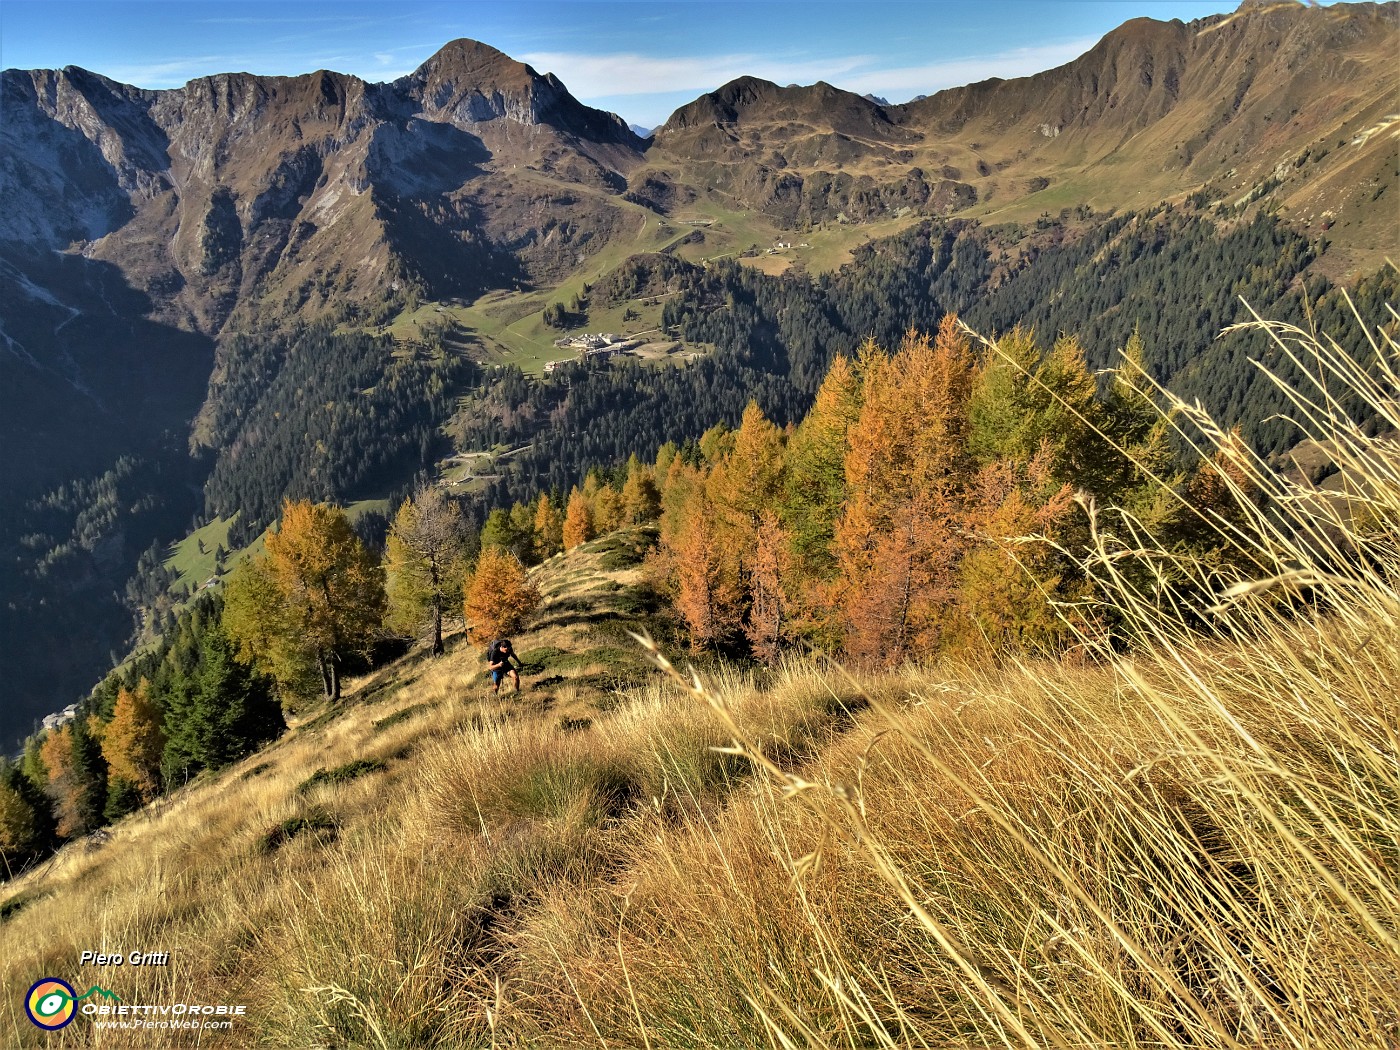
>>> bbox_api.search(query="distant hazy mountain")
[628,123,655,139]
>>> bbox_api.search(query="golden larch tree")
[834,322,976,662]
[904,317,977,652]
[781,352,864,648]
[463,548,541,644]
[101,680,165,803]
[563,486,594,550]
[708,401,785,534]
[224,500,385,702]
[782,352,862,581]
[951,449,1080,654]
[532,493,565,558]
[592,482,623,534]
[621,457,661,524]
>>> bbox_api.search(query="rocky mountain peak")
[403,38,534,95]
[396,37,635,145]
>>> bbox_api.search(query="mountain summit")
[400,38,639,147]
[640,1,1396,241]
[0,38,649,357]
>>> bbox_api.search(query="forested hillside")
[465,208,1396,508]
[199,324,476,532]
[5,199,1392,746]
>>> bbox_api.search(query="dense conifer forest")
[464,209,1395,509]
[201,324,476,532]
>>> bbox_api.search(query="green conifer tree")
[162,625,284,785]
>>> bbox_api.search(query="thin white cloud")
[98,52,356,88]
[523,36,1098,106]
[832,38,1100,99]
[97,57,235,87]
[77,34,1100,103]
[518,50,876,98]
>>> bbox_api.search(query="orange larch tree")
[834,320,976,663]
[38,726,76,836]
[463,547,541,644]
[745,511,791,665]
[563,486,594,550]
[674,508,742,652]
[905,317,977,653]
[101,680,165,803]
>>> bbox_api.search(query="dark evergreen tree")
[162,625,284,784]
[67,718,107,836]
[103,778,142,823]
[197,625,284,768]
[1,760,56,870]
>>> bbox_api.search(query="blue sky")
[0,1,1322,128]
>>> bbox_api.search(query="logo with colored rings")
[25,978,78,1030]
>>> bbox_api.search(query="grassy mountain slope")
[4,301,1398,1050]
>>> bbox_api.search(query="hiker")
[486,638,523,695]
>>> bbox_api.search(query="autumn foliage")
[224,500,386,701]
[563,487,595,550]
[101,680,165,804]
[38,721,104,839]
[647,316,1231,662]
[463,547,541,644]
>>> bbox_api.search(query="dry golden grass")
[2,307,1397,1048]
